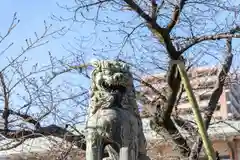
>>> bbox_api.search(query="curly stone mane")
[89,60,139,117]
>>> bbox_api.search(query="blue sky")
[0,0,240,126]
[0,0,88,126]
[1,0,239,74]
[0,1,68,68]
[0,0,137,74]
[0,0,138,126]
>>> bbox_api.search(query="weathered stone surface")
[86,60,150,160]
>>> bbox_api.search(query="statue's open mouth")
[101,81,126,93]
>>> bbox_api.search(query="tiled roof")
[142,117,240,140]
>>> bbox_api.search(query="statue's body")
[86,60,150,160]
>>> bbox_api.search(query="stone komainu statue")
[86,60,150,160]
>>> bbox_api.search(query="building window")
[199,155,230,160]
[199,94,211,101]
[215,103,221,111]
[219,155,230,160]
[225,91,230,101]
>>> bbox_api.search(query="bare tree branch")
[173,116,196,133]
[73,0,111,20]
[0,109,40,129]
[151,62,190,157]
[0,125,86,150]
[180,26,240,53]
[0,12,19,44]
[123,0,181,59]
[119,4,189,154]
[167,0,187,32]
[0,72,9,134]
[151,0,158,22]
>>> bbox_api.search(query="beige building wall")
[139,66,240,120]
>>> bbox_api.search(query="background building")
[139,66,240,120]
[139,66,240,160]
